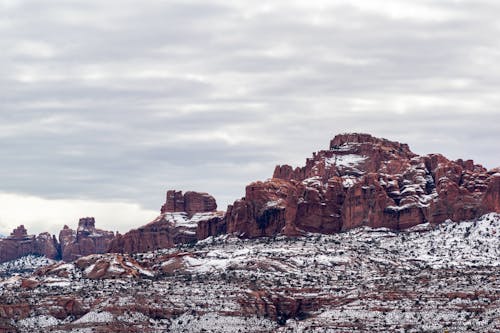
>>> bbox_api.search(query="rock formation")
[0,218,114,264]
[221,133,500,239]
[0,226,59,263]
[106,133,500,254]
[160,190,217,216]
[109,191,222,254]
[59,217,114,262]
[2,133,499,260]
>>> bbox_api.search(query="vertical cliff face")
[226,133,500,238]
[482,173,500,212]
[160,190,217,216]
[225,179,300,238]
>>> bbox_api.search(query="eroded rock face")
[109,191,222,254]
[0,226,59,263]
[73,253,153,279]
[238,290,319,324]
[160,190,217,216]
[227,133,500,237]
[225,179,301,238]
[59,218,114,262]
[483,173,500,212]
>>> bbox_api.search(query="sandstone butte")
[2,133,500,261]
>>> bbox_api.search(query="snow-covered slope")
[0,214,498,332]
[0,255,56,278]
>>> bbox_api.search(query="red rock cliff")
[226,133,500,237]
[109,191,222,254]
[161,190,217,216]
[0,226,59,263]
[59,217,114,262]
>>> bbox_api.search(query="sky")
[1,0,499,235]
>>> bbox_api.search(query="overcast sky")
[1,0,499,235]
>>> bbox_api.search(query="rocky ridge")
[0,226,58,263]
[115,133,499,252]
[0,219,114,264]
[224,133,500,239]
[2,133,499,261]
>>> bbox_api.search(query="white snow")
[18,315,60,330]
[0,255,56,277]
[161,211,222,228]
[43,276,71,287]
[74,311,114,324]
[325,154,367,168]
[302,176,323,188]
[342,175,359,188]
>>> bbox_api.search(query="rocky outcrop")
[0,226,59,263]
[482,172,500,212]
[59,217,114,262]
[160,190,217,216]
[225,133,500,238]
[226,179,301,238]
[73,253,153,279]
[108,133,500,253]
[35,232,60,260]
[109,191,222,254]
[0,218,114,263]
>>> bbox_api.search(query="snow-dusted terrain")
[0,255,56,278]
[0,214,498,332]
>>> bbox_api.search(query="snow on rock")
[74,311,114,324]
[0,213,498,332]
[77,253,155,279]
[17,315,61,330]
[325,154,367,168]
[0,255,56,278]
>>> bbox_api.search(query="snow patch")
[325,154,367,168]
[74,311,114,324]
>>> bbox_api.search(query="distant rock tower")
[161,190,217,216]
[9,225,29,239]
[77,217,97,235]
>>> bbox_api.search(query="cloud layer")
[1,0,499,234]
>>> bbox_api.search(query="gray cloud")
[1,0,499,233]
